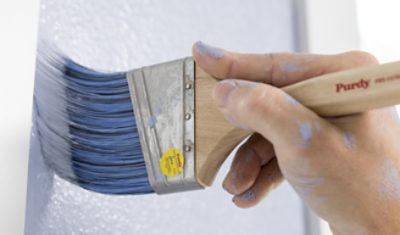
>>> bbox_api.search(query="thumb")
[213,79,336,149]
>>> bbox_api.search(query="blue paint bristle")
[33,45,153,194]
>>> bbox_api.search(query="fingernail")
[194,41,224,59]
[213,80,236,107]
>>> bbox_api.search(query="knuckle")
[294,126,336,160]
[221,55,236,78]
[243,85,272,112]
[347,50,379,66]
[267,53,279,78]
[237,85,286,130]
[267,53,281,83]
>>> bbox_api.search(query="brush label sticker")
[160,148,185,177]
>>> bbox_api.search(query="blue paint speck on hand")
[239,189,256,201]
[343,132,355,149]
[280,61,301,73]
[298,122,313,144]
[194,41,224,59]
[286,95,299,106]
[380,158,400,199]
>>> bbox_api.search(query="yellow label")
[159,148,185,177]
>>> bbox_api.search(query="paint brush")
[34,43,400,195]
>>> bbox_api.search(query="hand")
[192,41,400,234]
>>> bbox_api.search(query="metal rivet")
[184,145,191,152]
[185,83,192,89]
[185,113,191,120]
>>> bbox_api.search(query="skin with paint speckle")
[193,41,224,59]
[343,132,355,149]
[193,44,400,234]
[297,121,321,146]
[280,61,302,73]
[238,190,256,201]
[285,95,299,106]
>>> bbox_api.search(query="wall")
[357,0,400,62]
[0,1,39,234]
[25,1,305,235]
[356,0,400,146]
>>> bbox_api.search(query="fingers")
[213,79,335,149]
[193,41,378,87]
[233,158,284,208]
[223,133,275,195]
[221,133,284,208]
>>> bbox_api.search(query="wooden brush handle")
[195,61,400,187]
[195,67,251,187]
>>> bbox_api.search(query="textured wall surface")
[26,0,304,234]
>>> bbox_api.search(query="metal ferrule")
[127,57,203,194]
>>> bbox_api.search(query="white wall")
[357,0,400,62]
[25,1,305,235]
[356,0,400,145]
[302,0,359,54]
[0,1,39,234]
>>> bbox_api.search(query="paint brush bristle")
[34,45,153,194]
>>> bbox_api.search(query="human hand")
[192,41,400,234]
